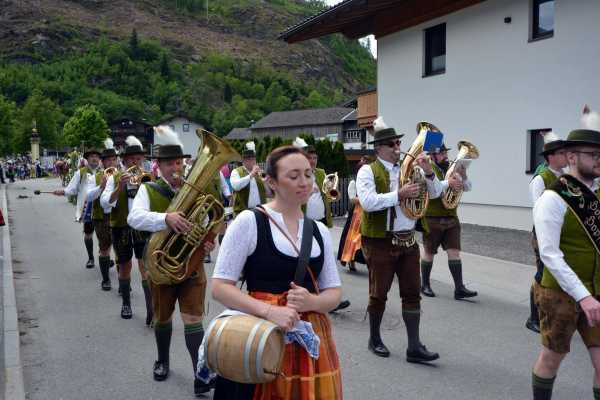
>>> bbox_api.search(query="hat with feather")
[561,105,600,148]
[83,147,102,159]
[101,137,117,159]
[122,135,146,156]
[368,117,405,144]
[152,126,191,159]
[243,141,256,159]
[540,130,566,155]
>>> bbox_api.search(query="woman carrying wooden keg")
[211,145,343,399]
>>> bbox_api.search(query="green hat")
[101,148,118,159]
[432,143,451,153]
[83,148,102,159]
[152,144,191,160]
[540,140,566,155]
[564,129,600,148]
[122,135,146,156]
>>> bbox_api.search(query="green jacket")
[91,171,105,221]
[538,168,559,189]
[424,163,457,218]
[109,171,130,228]
[360,160,390,238]
[542,205,600,296]
[232,166,266,214]
[145,178,173,213]
[302,168,333,228]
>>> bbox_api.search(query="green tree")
[303,90,328,109]
[62,104,109,149]
[0,95,17,156]
[160,52,171,79]
[13,90,63,153]
[129,28,140,59]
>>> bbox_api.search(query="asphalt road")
[9,178,591,400]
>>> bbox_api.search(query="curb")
[2,184,26,400]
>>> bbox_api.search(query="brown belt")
[387,230,416,248]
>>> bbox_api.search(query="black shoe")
[368,338,390,357]
[348,262,357,272]
[421,284,436,298]
[101,280,111,291]
[194,378,211,396]
[526,318,540,333]
[121,304,132,319]
[85,259,95,269]
[406,345,439,363]
[109,259,115,268]
[153,361,169,381]
[454,287,478,300]
[330,300,351,313]
[146,313,153,327]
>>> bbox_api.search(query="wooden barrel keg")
[204,314,285,383]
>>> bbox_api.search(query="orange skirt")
[250,291,343,400]
[340,205,362,263]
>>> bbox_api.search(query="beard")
[436,160,450,172]
[576,164,600,182]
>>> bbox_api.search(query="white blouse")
[213,206,341,290]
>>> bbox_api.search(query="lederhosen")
[421,163,460,254]
[110,171,147,264]
[91,171,112,251]
[213,209,342,400]
[360,160,421,314]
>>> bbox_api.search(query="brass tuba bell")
[322,172,340,201]
[441,140,479,209]
[126,165,154,186]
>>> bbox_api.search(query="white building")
[155,115,204,157]
[281,0,600,230]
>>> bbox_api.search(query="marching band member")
[100,136,150,321]
[86,138,119,291]
[53,147,102,269]
[128,127,216,396]
[212,145,343,399]
[420,144,477,300]
[526,131,567,333]
[356,117,442,362]
[532,124,600,400]
[230,142,267,215]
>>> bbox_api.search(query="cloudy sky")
[325,0,377,58]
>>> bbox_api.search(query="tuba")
[144,129,241,285]
[399,122,439,220]
[127,165,154,186]
[322,172,340,201]
[441,141,479,209]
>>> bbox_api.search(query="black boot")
[526,287,540,333]
[330,300,351,313]
[449,260,477,299]
[420,260,435,297]
[403,310,439,363]
[368,312,390,357]
[99,256,111,291]
[119,279,132,319]
[185,323,210,395]
[142,280,153,326]
[84,237,95,268]
[154,322,172,381]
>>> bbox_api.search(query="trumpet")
[126,165,154,186]
[322,172,340,201]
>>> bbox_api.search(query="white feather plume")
[373,116,388,132]
[154,125,183,149]
[582,106,600,132]
[245,141,256,152]
[540,130,560,144]
[125,135,143,149]
[293,137,308,149]
[103,138,114,150]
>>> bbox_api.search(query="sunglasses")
[574,151,600,161]
[381,140,401,148]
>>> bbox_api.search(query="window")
[424,23,446,77]
[531,0,554,40]
[527,128,550,173]
[183,123,190,132]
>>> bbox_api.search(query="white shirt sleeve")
[100,176,117,209]
[230,169,251,191]
[356,165,398,212]
[64,170,80,197]
[347,180,357,199]
[315,221,342,289]
[463,178,472,192]
[213,210,258,281]
[533,191,591,302]
[425,175,443,199]
[529,175,546,205]
[86,176,102,201]
[127,185,168,232]
[220,171,231,198]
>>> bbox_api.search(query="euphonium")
[441,140,479,209]
[322,172,340,201]
[144,129,241,285]
[127,165,154,186]
[399,122,439,220]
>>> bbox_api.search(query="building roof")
[279,0,484,43]
[252,107,356,130]
[156,113,199,126]
[225,128,252,140]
